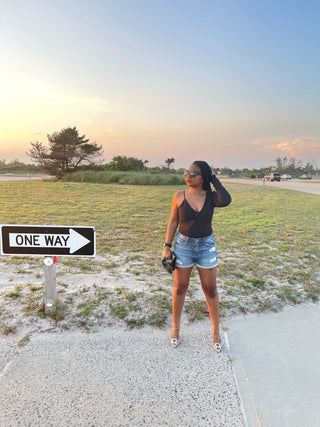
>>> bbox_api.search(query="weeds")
[4,285,22,299]
[109,302,128,319]
[125,318,145,329]
[1,324,17,335]
[30,285,43,292]
[304,283,320,302]
[185,299,209,322]
[246,278,266,289]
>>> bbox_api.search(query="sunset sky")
[1,0,320,169]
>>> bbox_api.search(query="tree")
[107,156,148,171]
[27,127,103,177]
[165,157,175,169]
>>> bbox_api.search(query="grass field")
[1,180,319,334]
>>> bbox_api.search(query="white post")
[44,256,56,314]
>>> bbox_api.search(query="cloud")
[83,97,115,114]
[250,135,320,158]
[33,83,114,114]
[33,85,56,98]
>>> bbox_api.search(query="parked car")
[265,172,281,182]
[299,174,312,179]
[281,174,292,179]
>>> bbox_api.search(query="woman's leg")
[171,266,193,339]
[197,267,221,343]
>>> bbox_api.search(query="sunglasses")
[184,170,201,177]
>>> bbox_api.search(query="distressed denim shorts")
[173,232,218,269]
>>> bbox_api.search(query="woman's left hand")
[162,246,172,260]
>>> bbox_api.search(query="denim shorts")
[173,232,218,269]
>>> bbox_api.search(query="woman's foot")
[212,340,222,353]
[212,331,221,352]
[170,327,180,348]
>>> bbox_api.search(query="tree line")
[25,127,181,176]
[0,159,42,173]
[1,127,319,177]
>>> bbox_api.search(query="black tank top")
[178,191,214,238]
[178,176,232,238]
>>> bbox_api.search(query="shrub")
[63,171,185,185]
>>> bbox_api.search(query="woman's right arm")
[162,192,181,259]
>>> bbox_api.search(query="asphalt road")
[221,178,320,195]
[0,175,51,181]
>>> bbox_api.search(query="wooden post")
[44,256,56,314]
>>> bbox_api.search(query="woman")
[162,161,231,352]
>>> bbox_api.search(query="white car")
[281,174,292,179]
[299,174,312,180]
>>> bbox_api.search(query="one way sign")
[1,225,96,257]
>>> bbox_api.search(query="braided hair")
[192,160,213,192]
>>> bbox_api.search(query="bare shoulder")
[173,190,185,207]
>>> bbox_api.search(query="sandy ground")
[0,252,181,336]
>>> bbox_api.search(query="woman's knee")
[202,282,218,298]
[174,281,189,295]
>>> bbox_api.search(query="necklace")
[189,190,206,197]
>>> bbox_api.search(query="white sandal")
[170,337,181,348]
[212,341,222,353]
[170,328,180,348]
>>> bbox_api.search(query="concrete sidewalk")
[0,320,243,426]
[225,303,320,427]
[2,305,319,426]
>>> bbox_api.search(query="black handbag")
[161,252,176,274]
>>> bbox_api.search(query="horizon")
[1,1,320,169]
[1,151,317,172]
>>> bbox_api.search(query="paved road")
[221,178,320,195]
[0,175,51,181]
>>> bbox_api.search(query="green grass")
[0,181,174,256]
[0,180,319,333]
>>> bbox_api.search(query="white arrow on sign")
[9,228,91,254]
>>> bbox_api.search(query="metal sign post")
[44,256,57,314]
